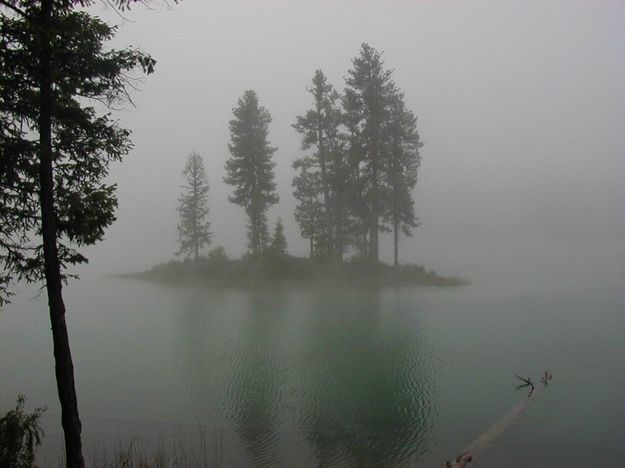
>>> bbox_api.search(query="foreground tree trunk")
[37,1,85,466]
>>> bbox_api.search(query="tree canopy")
[293,70,346,260]
[224,90,279,257]
[0,4,155,303]
[290,44,423,265]
[344,43,398,262]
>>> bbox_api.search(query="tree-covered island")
[136,45,466,288]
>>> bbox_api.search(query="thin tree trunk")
[317,120,332,259]
[257,216,262,256]
[251,213,259,257]
[335,215,343,262]
[369,221,378,262]
[370,145,379,262]
[362,226,368,259]
[194,179,199,260]
[393,221,399,267]
[256,216,261,257]
[309,236,313,258]
[37,2,85,467]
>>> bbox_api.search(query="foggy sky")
[79,0,624,293]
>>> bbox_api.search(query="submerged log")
[444,372,552,467]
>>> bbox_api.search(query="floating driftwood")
[443,372,552,467]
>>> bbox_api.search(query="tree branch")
[0,0,29,18]
[104,0,135,23]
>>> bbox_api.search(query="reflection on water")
[3,277,622,467]
[173,286,436,466]
[294,290,434,466]
[227,291,286,466]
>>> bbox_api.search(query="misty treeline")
[178,43,423,267]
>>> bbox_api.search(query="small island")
[129,246,467,288]
[133,54,467,289]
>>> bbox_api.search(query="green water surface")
[1,276,622,466]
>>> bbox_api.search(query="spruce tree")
[292,162,323,257]
[177,151,212,260]
[344,44,396,262]
[341,87,370,258]
[384,92,423,266]
[269,217,288,258]
[293,70,344,260]
[0,2,157,466]
[224,90,279,257]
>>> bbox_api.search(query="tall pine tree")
[344,44,396,262]
[293,70,344,260]
[0,2,157,466]
[177,151,212,260]
[383,92,423,266]
[292,160,324,258]
[224,90,278,257]
[341,86,370,258]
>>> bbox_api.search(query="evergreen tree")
[327,138,352,260]
[344,44,396,262]
[224,90,279,257]
[177,151,212,260]
[383,92,423,266]
[293,70,344,259]
[341,87,370,258]
[269,217,288,258]
[292,161,323,257]
[0,3,157,466]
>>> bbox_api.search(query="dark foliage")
[0,395,45,468]
[293,70,346,260]
[0,2,157,467]
[0,3,155,303]
[292,45,424,265]
[139,255,466,288]
[224,90,279,257]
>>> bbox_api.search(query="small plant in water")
[0,394,46,468]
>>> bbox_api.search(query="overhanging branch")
[0,0,29,18]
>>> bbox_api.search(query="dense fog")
[2,3,624,466]
[78,0,623,292]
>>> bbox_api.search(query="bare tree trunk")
[369,221,378,262]
[37,2,85,466]
[318,125,333,260]
[335,216,344,262]
[369,145,379,263]
[393,221,399,267]
[309,237,314,258]
[362,226,368,259]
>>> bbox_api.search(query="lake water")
[1,275,623,467]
